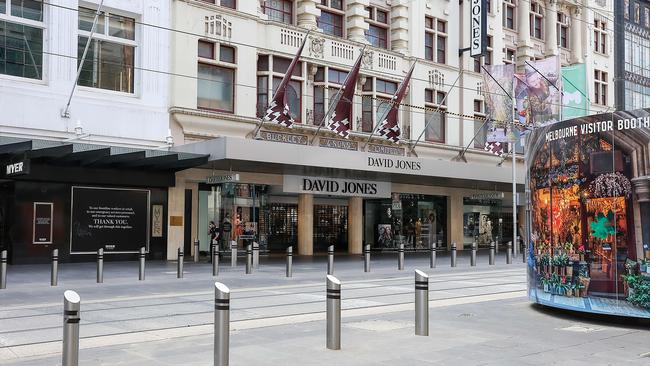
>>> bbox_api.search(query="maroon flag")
[377,63,415,143]
[263,35,307,128]
[484,141,506,157]
[326,52,364,138]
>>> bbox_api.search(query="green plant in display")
[590,211,616,240]
[625,276,650,309]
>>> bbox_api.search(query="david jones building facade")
[0,0,615,263]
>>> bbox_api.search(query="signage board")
[207,174,240,184]
[152,205,163,237]
[259,131,308,145]
[319,138,359,151]
[70,187,150,254]
[33,202,53,244]
[5,159,30,177]
[283,175,391,198]
[469,192,505,201]
[367,144,405,156]
[470,0,487,57]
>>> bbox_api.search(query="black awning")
[0,137,208,173]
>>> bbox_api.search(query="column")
[570,5,583,63]
[347,197,363,254]
[517,0,534,65]
[544,0,558,56]
[346,0,370,43]
[298,193,314,256]
[633,177,650,259]
[167,175,185,260]
[446,193,465,250]
[297,0,321,30]
[390,0,409,54]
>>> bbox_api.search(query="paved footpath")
[1,251,649,365]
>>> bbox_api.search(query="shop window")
[314,205,348,252]
[263,0,293,25]
[77,7,136,93]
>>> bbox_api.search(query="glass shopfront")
[463,194,514,248]
[527,110,650,318]
[365,193,446,250]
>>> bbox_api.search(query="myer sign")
[283,175,391,198]
[5,159,29,177]
[470,0,487,57]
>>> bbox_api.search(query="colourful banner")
[524,56,562,128]
[561,64,588,119]
[483,64,515,142]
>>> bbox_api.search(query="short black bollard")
[506,241,512,264]
[326,275,341,350]
[327,245,334,275]
[230,241,237,268]
[451,242,457,268]
[214,282,230,366]
[51,249,59,287]
[253,242,259,269]
[489,241,495,265]
[415,269,429,336]
[177,248,184,279]
[286,246,293,277]
[398,243,405,270]
[363,244,370,272]
[139,247,146,281]
[212,244,219,276]
[96,248,103,284]
[470,242,477,267]
[430,241,437,268]
[62,290,81,366]
[245,244,252,274]
[0,250,6,289]
[194,239,199,263]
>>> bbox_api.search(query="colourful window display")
[526,109,650,318]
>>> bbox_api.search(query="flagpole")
[362,62,416,149]
[409,70,462,156]
[510,54,518,258]
[310,46,366,144]
[250,30,311,139]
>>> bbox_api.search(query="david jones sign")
[283,175,391,198]
[470,0,487,57]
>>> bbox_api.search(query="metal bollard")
[194,239,199,263]
[507,241,512,264]
[451,242,457,268]
[246,244,252,274]
[415,269,429,336]
[430,241,437,268]
[51,249,59,287]
[489,242,495,265]
[214,282,230,366]
[253,242,259,269]
[96,248,103,284]
[326,275,341,350]
[363,244,370,272]
[471,242,477,267]
[230,241,237,268]
[177,248,184,279]
[398,243,405,270]
[212,244,219,276]
[139,247,146,281]
[495,236,500,254]
[327,245,334,275]
[62,290,81,366]
[0,250,6,289]
[286,246,293,278]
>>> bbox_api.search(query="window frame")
[0,0,45,81]
[77,6,138,94]
[256,53,304,122]
[502,0,516,31]
[473,99,487,149]
[263,0,294,25]
[197,40,237,113]
[594,69,608,106]
[317,0,344,37]
[424,89,446,144]
[557,12,569,49]
[593,19,608,55]
[529,2,544,40]
[473,35,492,73]
[361,76,398,133]
[365,5,389,49]
[425,16,447,64]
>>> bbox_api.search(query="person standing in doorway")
[208,221,220,262]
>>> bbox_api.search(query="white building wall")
[0,0,171,148]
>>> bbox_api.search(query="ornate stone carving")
[309,36,325,59]
[361,48,374,69]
